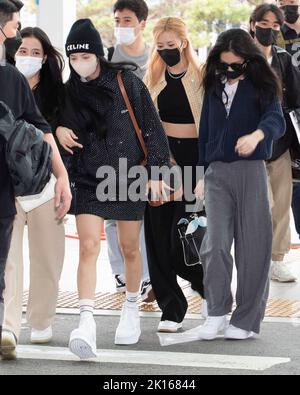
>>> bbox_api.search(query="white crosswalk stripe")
[17,345,290,371]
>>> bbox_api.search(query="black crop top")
[157,70,195,124]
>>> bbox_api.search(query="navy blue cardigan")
[198,78,286,167]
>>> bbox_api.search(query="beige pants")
[267,150,293,261]
[3,199,65,339]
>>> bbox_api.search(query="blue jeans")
[292,183,300,239]
[105,220,150,281]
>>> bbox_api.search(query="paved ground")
[22,215,300,300]
[1,215,299,376]
[0,314,299,376]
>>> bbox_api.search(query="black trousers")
[0,215,14,339]
[292,183,300,238]
[144,137,204,323]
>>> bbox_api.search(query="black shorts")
[70,184,146,221]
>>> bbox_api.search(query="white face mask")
[114,27,137,46]
[15,56,43,78]
[71,57,98,79]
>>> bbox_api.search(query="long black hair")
[249,4,284,38]
[202,28,282,109]
[64,56,138,140]
[20,27,65,123]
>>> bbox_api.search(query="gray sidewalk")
[1,314,300,375]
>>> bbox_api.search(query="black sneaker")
[141,280,156,303]
[115,274,126,293]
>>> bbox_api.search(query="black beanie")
[65,19,104,58]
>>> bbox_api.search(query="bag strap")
[117,71,148,161]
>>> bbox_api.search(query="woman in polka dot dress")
[55,19,170,360]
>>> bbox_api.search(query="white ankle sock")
[125,291,139,307]
[79,299,95,324]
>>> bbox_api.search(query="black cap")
[65,19,104,58]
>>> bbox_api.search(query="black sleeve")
[283,53,300,110]
[19,73,52,133]
[198,93,210,167]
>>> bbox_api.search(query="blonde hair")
[145,17,202,89]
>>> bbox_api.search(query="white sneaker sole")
[31,336,52,345]
[69,338,97,360]
[198,331,224,341]
[115,330,141,345]
[157,324,183,333]
[225,332,254,340]
[271,276,297,283]
[198,324,227,341]
[116,286,126,293]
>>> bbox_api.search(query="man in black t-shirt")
[0,0,72,342]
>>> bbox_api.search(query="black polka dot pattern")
[63,69,170,220]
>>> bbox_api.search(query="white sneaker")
[31,326,53,344]
[198,316,227,340]
[115,303,141,345]
[271,262,297,283]
[157,320,183,333]
[201,300,208,319]
[225,325,254,340]
[0,330,17,360]
[69,319,97,360]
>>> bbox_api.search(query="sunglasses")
[217,61,248,73]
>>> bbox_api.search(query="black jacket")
[271,46,300,161]
[0,63,51,218]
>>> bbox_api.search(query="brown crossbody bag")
[117,72,183,207]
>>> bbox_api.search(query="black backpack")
[0,101,52,197]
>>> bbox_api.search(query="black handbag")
[177,209,207,267]
[290,141,300,182]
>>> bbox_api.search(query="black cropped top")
[157,70,195,124]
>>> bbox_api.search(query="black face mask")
[5,30,22,60]
[282,5,300,24]
[225,69,244,80]
[157,48,181,67]
[218,61,247,80]
[255,26,280,47]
